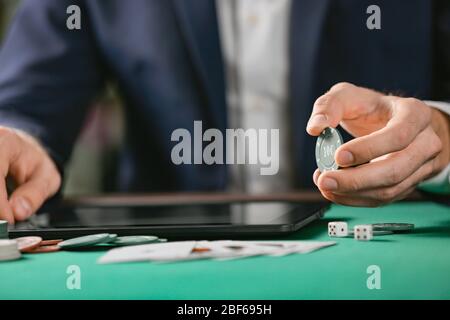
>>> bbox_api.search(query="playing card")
[194,241,331,260]
[97,241,196,264]
[97,240,337,264]
[198,240,274,260]
[260,241,336,256]
[156,241,260,262]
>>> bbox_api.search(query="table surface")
[1,201,449,300]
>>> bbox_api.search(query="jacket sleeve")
[0,0,105,171]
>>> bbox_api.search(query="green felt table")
[0,202,449,300]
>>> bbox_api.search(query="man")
[0,0,448,224]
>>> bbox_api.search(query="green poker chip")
[113,236,160,246]
[315,127,343,172]
[106,234,118,242]
[58,233,112,249]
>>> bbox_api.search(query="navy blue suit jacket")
[0,0,449,192]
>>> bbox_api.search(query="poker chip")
[15,236,42,252]
[19,239,62,254]
[9,233,169,253]
[113,235,160,246]
[26,245,60,254]
[315,127,343,172]
[40,239,63,246]
[58,233,112,249]
[0,240,21,262]
[106,234,118,243]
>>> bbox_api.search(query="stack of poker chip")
[58,234,167,249]
[0,220,8,239]
[0,240,21,262]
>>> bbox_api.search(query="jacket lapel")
[172,0,227,130]
[290,0,331,186]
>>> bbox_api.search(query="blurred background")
[0,0,123,196]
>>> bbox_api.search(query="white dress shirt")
[217,0,293,194]
[216,0,450,194]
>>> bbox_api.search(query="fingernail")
[337,150,354,166]
[13,197,32,219]
[322,178,338,191]
[307,114,327,129]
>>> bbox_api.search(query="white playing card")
[209,241,336,260]
[97,241,196,264]
[264,241,336,256]
[97,240,337,264]
[160,241,269,262]
[206,240,277,260]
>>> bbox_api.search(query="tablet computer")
[9,200,329,239]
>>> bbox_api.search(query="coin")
[315,127,343,172]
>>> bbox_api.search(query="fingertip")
[306,126,321,136]
[317,172,338,191]
[306,114,329,136]
[10,196,33,221]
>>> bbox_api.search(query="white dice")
[354,225,373,241]
[328,222,349,237]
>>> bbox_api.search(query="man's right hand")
[0,127,61,224]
